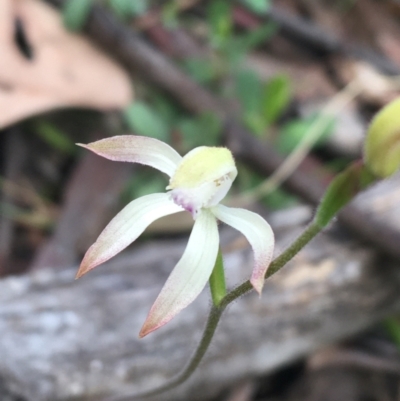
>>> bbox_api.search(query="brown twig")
[234,3,400,76]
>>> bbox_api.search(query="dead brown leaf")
[0,0,133,129]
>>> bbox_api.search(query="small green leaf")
[184,58,217,84]
[263,75,291,124]
[162,1,180,29]
[62,0,92,32]
[178,113,222,151]
[124,102,170,141]
[241,0,271,15]
[208,0,233,48]
[131,0,148,16]
[315,161,377,227]
[151,95,179,127]
[384,318,400,352]
[235,70,271,134]
[222,24,276,69]
[109,0,148,19]
[235,23,277,52]
[35,122,75,155]
[277,114,335,155]
[243,112,267,136]
[235,70,262,115]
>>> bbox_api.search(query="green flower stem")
[209,249,227,306]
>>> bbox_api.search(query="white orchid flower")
[76,136,275,337]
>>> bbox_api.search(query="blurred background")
[3,0,400,400]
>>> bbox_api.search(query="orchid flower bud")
[364,97,400,178]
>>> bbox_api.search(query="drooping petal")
[212,205,274,294]
[139,209,219,337]
[77,135,182,177]
[76,193,183,278]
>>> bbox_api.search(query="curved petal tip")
[250,276,264,296]
[212,205,275,296]
[75,245,101,279]
[139,318,169,338]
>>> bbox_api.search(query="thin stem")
[104,306,224,401]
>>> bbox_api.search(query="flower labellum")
[76,136,275,337]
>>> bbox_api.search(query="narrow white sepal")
[77,135,182,177]
[77,193,183,277]
[212,205,274,294]
[140,209,219,337]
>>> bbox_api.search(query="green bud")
[364,97,400,178]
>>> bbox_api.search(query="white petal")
[76,193,183,278]
[212,205,274,294]
[140,209,219,337]
[77,136,182,177]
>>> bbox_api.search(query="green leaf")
[315,161,377,227]
[124,102,170,141]
[277,114,335,155]
[62,0,92,32]
[183,58,217,84]
[241,0,271,15]
[109,0,148,18]
[162,1,180,29]
[384,318,400,352]
[263,75,291,125]
[208,0,233,48]
[35,122,75,155]
[235,23,277,52]
[132,0,148,16]
[223,24,276,68]
[177,113,222,151]
[235,70,269,134]
[235,70,262,115]
[151,95,179,127]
